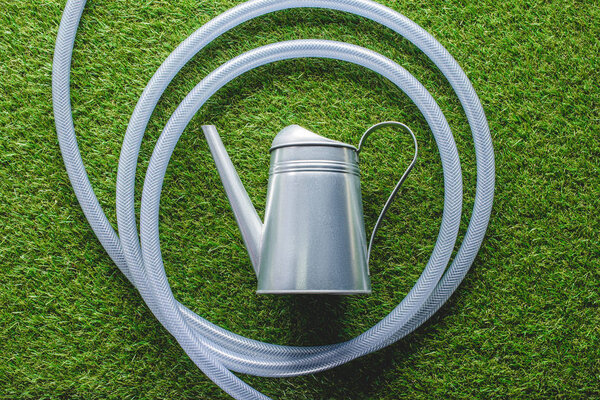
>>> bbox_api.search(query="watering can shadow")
[202,122,417,295]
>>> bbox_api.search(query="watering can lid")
[270,125,357,152]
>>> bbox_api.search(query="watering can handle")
[357,121,419,265]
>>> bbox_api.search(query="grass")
[0,0,599,398]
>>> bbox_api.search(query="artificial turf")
[1,0,599,398]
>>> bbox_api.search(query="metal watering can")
[202,122,417,294]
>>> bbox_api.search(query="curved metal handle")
[357,121,419,265]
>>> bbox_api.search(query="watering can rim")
[270,125,358,152]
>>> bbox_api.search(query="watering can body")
[203,125,371,294]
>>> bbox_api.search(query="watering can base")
[256,289,372,295]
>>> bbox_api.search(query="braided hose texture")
[52,0,494,398]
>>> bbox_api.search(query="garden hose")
[52,0,495,398]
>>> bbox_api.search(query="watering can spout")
[202,125,263,276]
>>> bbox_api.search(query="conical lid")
[270,125,357,151]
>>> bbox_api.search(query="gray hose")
[53,1,494,399]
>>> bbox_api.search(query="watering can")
[202,122,417,294]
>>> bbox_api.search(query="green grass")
[1,0,599,398]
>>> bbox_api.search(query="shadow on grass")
[264,290,468,399]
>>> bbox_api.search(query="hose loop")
[53,1,494,398]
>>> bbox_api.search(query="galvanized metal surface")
[203,125,371,294]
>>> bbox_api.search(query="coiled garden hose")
[52,0,494,398]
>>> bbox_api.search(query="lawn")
[1,0,598,398]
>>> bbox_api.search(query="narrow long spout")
[202,125,263,275]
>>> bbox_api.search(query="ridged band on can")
[269,160,360,176]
